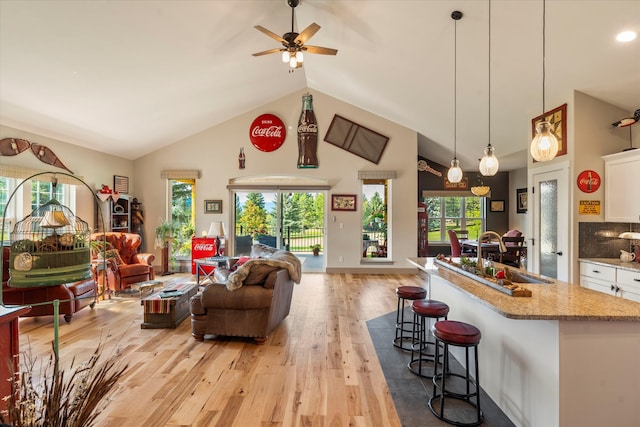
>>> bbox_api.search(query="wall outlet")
[339,256,344,262]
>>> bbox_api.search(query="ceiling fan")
[252,0,338,70]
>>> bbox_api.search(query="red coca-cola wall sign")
[249,113,286,152]
[577,170,601,193]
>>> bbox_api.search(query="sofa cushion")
[119,263,151,277]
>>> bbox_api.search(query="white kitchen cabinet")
[579,260,640,302]
[616,268,640,303]
[579,261,617,296]
[602,150,640,223]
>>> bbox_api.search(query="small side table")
[194,256,229,285]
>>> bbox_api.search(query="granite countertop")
[578,258,640,272]
[407,257,640,321]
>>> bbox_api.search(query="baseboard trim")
[325,267,418,274]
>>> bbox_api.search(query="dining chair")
[454,229,469,240]
[500,236,525,268]
[447,229,462,257]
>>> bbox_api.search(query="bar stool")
[428,320,483,427]
[393,286,427,350]
[407,299,449,378]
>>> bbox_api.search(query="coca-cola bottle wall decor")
[297,93,319,168]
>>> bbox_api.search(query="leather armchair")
[90,232,155,293]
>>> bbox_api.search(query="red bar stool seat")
[408,299,449,378]
[394,286,427,350]
[429,320,484,426]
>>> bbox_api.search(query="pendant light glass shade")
[471,185,490,196]
[448,158,463,183]
[448,11,464,184]
[479,144,499,176]
[530,120,558,161]
[480,0,499,177]
[530,0,558,162]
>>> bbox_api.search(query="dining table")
[460,240,501,257]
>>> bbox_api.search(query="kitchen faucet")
[476,231,507,270]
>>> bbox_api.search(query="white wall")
[133,88,418,271]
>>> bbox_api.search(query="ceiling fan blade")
[294,22,321,45]
[252,48,284,57]
[254,25,286,44]
[303,45,338,55]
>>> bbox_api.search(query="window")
[362,179,389,259]
[1,177,15,239]
[170,179,195,258]
[424,196,485,243]
[1,176,75,241]
[31,179,65,210]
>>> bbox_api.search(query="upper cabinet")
[603,150,640,223]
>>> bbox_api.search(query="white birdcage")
[8,198,92,288]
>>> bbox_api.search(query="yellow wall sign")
[579,200,601,215]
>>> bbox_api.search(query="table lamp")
[207,221,225,257]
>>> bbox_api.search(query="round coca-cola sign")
[577,170,601,193]
[249,113,286,152]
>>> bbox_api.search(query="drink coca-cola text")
[251,125,284,138]
[193,243,215,251]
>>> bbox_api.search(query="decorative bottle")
[238,147,245,169]
[297,93,319,168]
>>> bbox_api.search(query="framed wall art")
[331,194,357,211]
[204,199,222,214]
[516,188,528,213]
[531,103,567,158]
[324,115,389,164]
[113,175,129,194]
[490,200,505,213]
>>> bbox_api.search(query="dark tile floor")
[367,309,515,427]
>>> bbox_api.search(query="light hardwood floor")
[17,271,429,426]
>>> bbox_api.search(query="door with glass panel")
[531,165,569,281]
[232,190,325,261]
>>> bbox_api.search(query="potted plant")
[155,220,177,275]
[310,243,321,256]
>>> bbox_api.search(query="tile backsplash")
[579,222,640,258]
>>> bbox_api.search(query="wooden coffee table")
[140,282,199,329]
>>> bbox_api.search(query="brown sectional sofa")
[189,244,301,343]
[1,246,97,322]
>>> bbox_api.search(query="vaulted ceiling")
[1,0,638,171]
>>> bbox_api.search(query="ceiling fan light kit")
[447,10,463,184]
[253,0,337,71]
[530,0,559,162]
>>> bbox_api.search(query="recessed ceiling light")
[616,31,637,42]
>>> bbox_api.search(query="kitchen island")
[407,257,640,427]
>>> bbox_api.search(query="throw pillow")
[230,256,251,271]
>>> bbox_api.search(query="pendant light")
[447,11,463,184]
[479,0,499,176]
[530,0,558,162]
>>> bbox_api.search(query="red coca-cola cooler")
[191,237,217,274]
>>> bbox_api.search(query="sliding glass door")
[232,190,324,257]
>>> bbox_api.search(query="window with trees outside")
[234,191,324,254]
[362,179,388,259]
[424,196,484,243]
[169,179,195,259]
[1,177,75,241]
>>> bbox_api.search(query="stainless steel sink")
[505,269,554,284]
